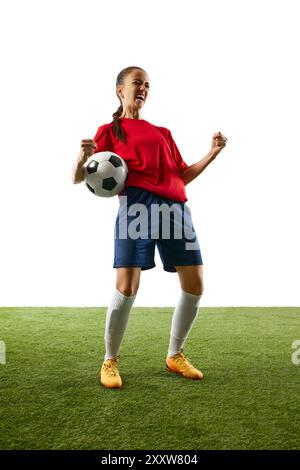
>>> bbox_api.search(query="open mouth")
[136,95,145,102]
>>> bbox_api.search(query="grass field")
[0,307,299,450]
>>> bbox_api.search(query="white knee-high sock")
[167,289,202,358]
[104,289,136,360]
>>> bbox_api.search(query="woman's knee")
[116,284,139,297]
[176,265,204,296]
[182,281,204,296]
[116,267,141,297]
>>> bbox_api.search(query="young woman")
[72,66,227,389]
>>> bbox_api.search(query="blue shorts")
[113,187,203,273]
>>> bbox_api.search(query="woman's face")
[117,70,150,111]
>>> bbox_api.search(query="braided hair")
[112,66,146,144]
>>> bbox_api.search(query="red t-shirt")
[93,117,188,202]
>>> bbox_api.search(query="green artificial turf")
[0,307,299,450]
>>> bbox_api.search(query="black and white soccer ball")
[84,151,128,197]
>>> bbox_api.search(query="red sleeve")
[93,124,112,153]
[167,130,189,174]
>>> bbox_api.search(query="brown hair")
[112,66,146,143]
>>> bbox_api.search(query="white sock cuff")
[113,289,136,307]
[181,289,202,307]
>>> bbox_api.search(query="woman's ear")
[117,86,124,100]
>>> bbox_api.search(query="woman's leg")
[104,267,141,360]
[176,265,204,296]
[116,267,141,297]
[167,265,204,357]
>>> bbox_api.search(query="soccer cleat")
[166,349,204,380]
[100,356,122,388]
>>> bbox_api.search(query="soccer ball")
[84,151,128,197]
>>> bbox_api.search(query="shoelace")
[172,352,194,369]
[103,360,119,377]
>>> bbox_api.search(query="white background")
[0,0,299,307]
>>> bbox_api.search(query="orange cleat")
[166,349,204,380]
[100,356,122,388]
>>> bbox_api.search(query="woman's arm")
[72,139,96,184]
[181,151,216,185]
[72,158,86,184]
[182,131,228,186]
